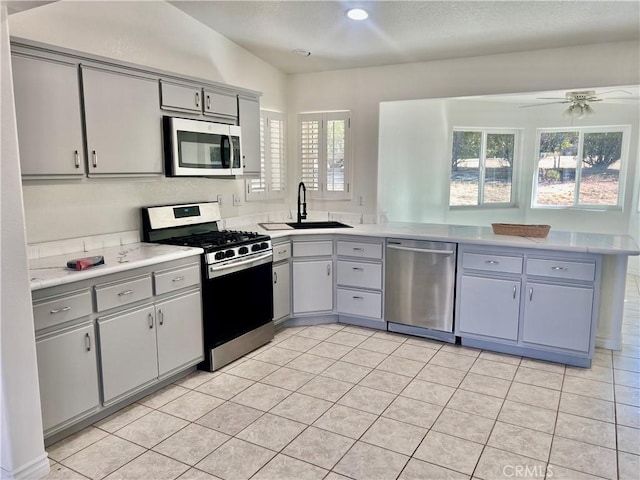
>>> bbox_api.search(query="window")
[299,111,351,199]
[449,129,519,207]
[533,126,629,209]
[246,111,285,200]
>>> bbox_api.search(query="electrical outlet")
[232,193,241,207]
[216,194,223,206]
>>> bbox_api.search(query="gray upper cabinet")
[160,80,201,113]
[82,66,163,176]
[238,95,260,175]
[203,89,238,118]
[12,54,86,178]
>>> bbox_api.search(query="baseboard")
[1,452,49,480]
[596,335,621,351]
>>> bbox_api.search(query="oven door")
[201,252,273,355]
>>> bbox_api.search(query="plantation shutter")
[326,112,349,192]
[300,114,322,191]
[247,115,267,194]
[269,116,285,194]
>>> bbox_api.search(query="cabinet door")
[36,323,99,431]
[238,96,260,175]
[457,275,520,341]
[98,305,158,403]
[292,260,333,314]
[82,66,162,175]
[160,81,201,112]
[12,54,85,177]
[155,290,204,377]
[204,89,238,118]
[273,262,291,321]
[522,282,593,352]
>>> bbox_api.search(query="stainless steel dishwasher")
[385,238,457,342]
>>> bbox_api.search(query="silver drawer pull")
[50,306,72,314]
[353,247,365,251]
[172,276,185,283]
[206,94,211,109]
[92,150,98,168]
[513,285,517,299]
[352,296,364,300]
[551,266,568,271]
[529,288,533,301]
[327,264,331,276]
[158,309,164,326]
[195,92,200,107]
[352,267,364,271]
[118,289,134,296]
[148,313,154,329]
[85,333,91,352]
[485,260,500,265]
[278,249,288,255]
[74,150,80,168]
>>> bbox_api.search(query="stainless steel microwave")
[164,116,242,176]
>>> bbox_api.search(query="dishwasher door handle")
[387,245,455,255]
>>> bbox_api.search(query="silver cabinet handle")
[485,260,500,265]
[158,309,164,326]
[513,285,517,299]
[74,150,80,168]
[195,92,200,107]
[206,94,211,109]
[85,333,91,352]
[278,249,287,255]
[50,306,71,314]
[529,288,533,301]
[148,313,154,329]
[352,267,364,271]
[551,266,568,271]
[387,245,455,255]
[273,271,278,284]
[92,150,97,168]
[118,289,133,296]
[327,264,331,276]
[172,276,184,283]
[353,247,364,251]
[352,296,364,300]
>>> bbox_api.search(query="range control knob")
[251,244,261,252]
[260,242,269,250]
[214,251,226,260]
[225,249,235,258]
[239,246,249,254]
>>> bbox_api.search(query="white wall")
[288,40,640,236]
[9,0,289,243]
[1,4,48,478]
[378,96,639,236]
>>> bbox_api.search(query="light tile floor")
[45,276,640,480]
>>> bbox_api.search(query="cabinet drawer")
[293,241,333,257]
[526,258,595,282]
[337,289,382,319]
[33,289,93,331]
[273,242,291,262]
[154,264,200,296]
[95,274,153,312]
[462,252,523,274]
[337,261,382,289]
[337,241,382,259]
[203,89,238,118]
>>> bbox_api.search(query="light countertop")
[29,243,203,291]
[259,222,640,255]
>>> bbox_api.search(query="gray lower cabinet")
[98,304,158,403]
[82,66,163,176]
[12,54,85,178]
[273,262,291,323]
[35,322,99,432]
[458,275,520,341]
[522,281,594,352]
[292,239,334,315]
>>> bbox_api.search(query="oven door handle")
[207,251,273,279]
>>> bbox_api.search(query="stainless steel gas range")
[142,201,273,371]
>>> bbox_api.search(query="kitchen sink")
[286,221,353,229]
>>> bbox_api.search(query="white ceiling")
[170,0,640,74]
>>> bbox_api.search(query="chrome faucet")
[297,181,307,224]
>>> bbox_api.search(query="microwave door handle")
[228,135,235,171]
[220,135,229,169]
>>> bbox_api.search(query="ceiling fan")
[520,89,639,119]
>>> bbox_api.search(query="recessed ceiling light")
[347,8,368,21]
[292,48,311,57]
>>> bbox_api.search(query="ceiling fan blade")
[601,96,640,100]
[596,89,633,96]
[535,97,566,100]
[519,101,570,108]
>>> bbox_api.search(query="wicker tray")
[491,223,551,238]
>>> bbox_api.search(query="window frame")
[299,110,352,200]
[448,127,521,209]
[246,110,286,201]
[531,125,630,211]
